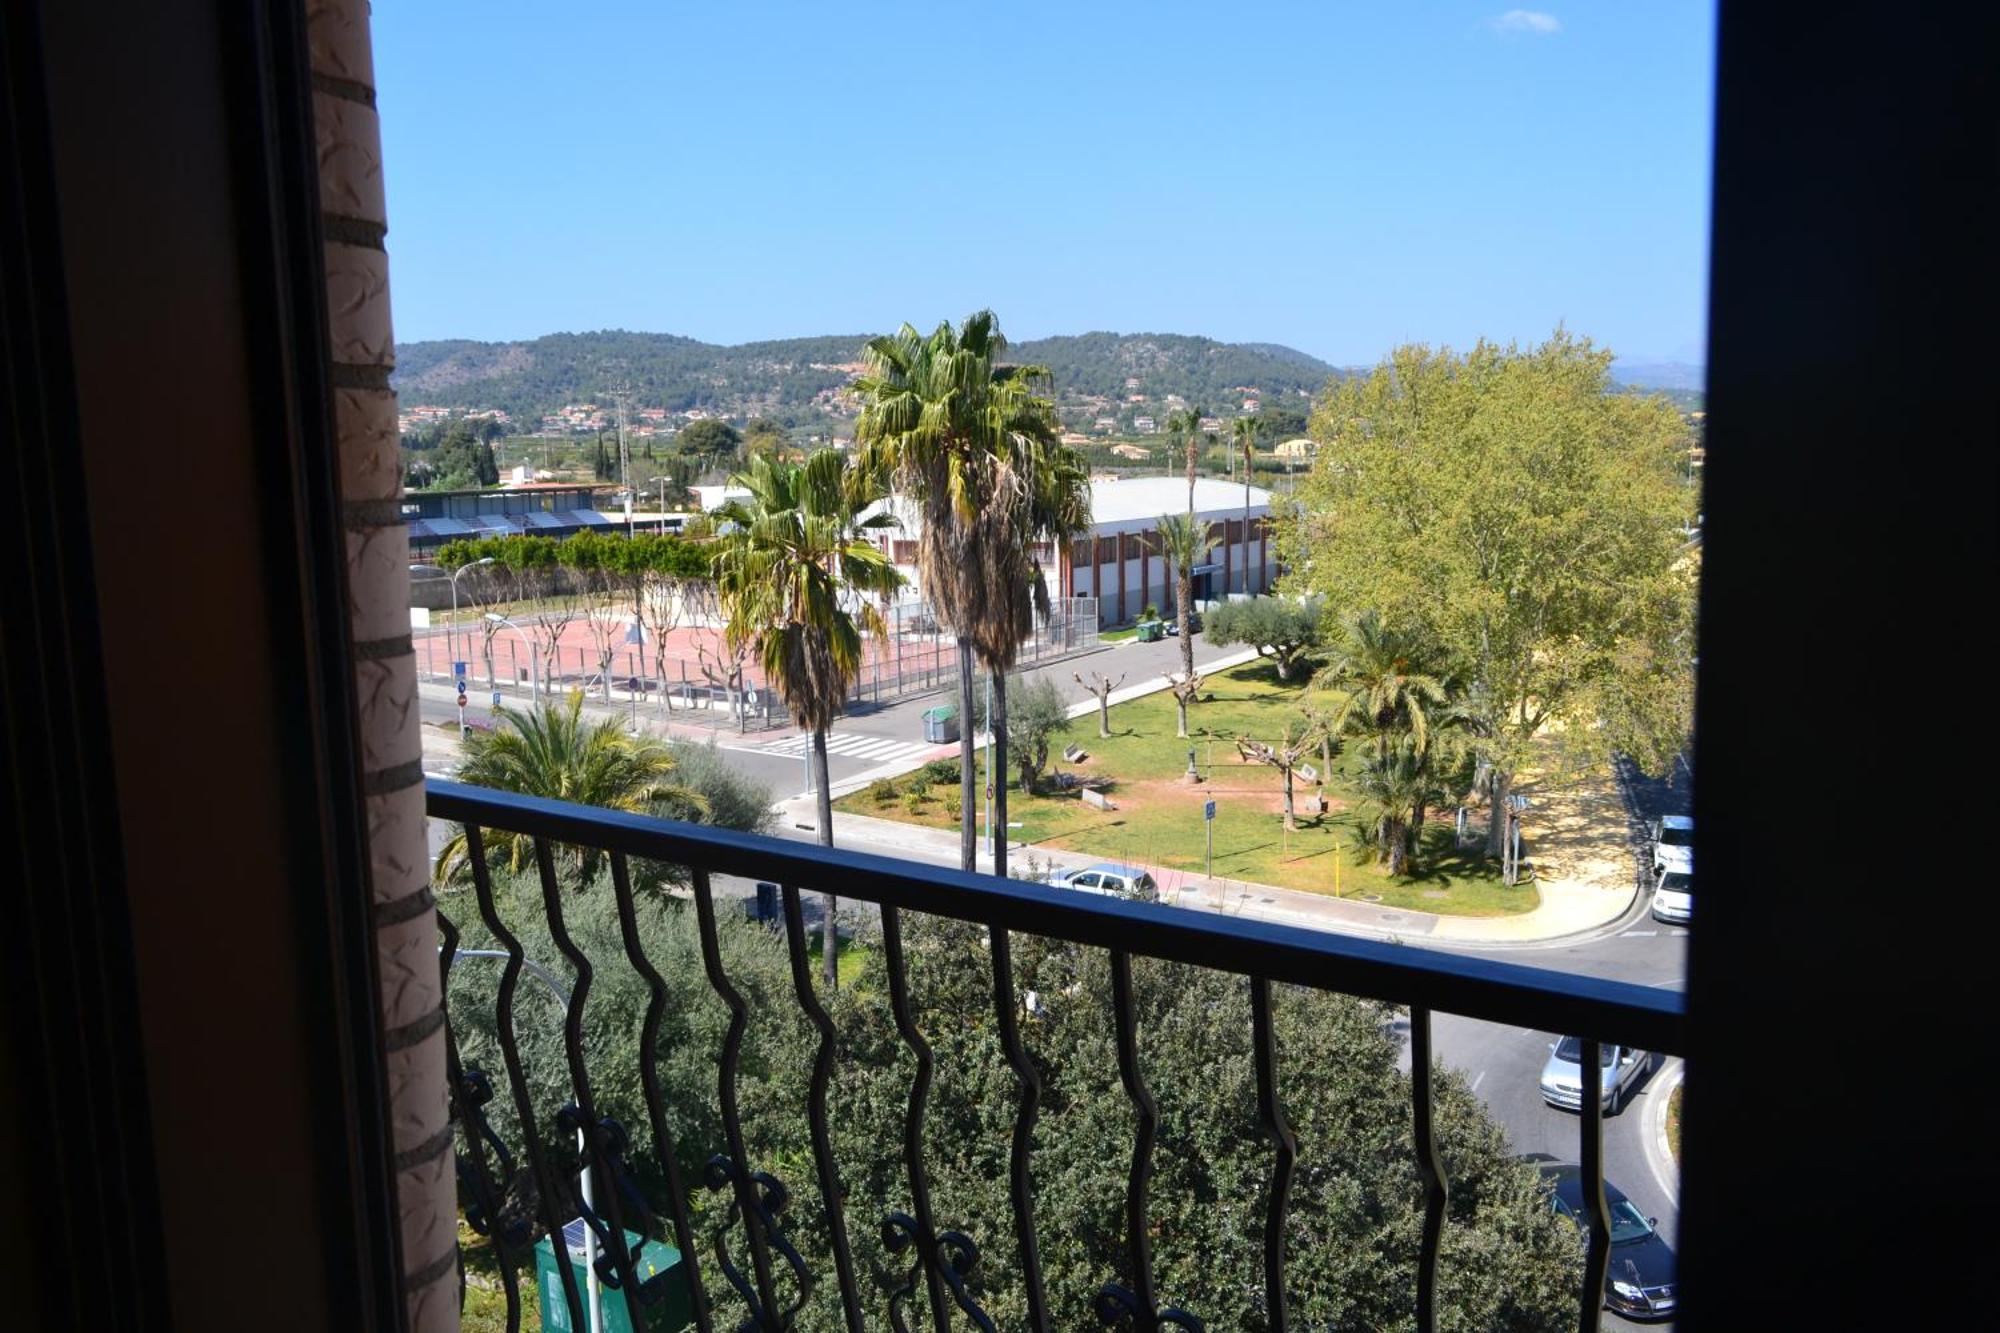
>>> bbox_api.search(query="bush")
[908,778,932,802]
[1141,603,1160,621]
[901,791,926,814]
[658,739,775,834]
[919,757,961,787]
[867,778,901,805]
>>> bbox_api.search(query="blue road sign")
[1204,800,1217,821]
[491,690,503,708]
[453,660,468,679]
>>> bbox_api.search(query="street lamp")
[486,612,539,702]
[411,556,497,677]
[450,950,605,1333]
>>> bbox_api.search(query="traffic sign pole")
[1203,798,1217,879]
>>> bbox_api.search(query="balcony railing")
[428,779,1685,1333]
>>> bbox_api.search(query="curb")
[1645,1058,1684,1208]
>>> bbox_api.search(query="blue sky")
[374,2,1715,366]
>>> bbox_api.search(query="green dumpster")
[922,704,958,744]
[535,1220,693,1332]
[1135,619,1165,643]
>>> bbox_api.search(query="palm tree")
[1233,416,1258,593]
[1314,610,1450,765]
[435,690,702,884]
[853,310,1063,874]
[1154,512,1209,737]
[713,449,902,982]
[1355,737,1430,876]
[984,431,1090,876]
[1167,404,1204,512]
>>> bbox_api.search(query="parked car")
[1651,865,1693,924]
[1048,863,1159,902]
[1650,814,1693,874]
[1163,612,1203,635]
[1539,1036,1651,1114]
[1543,1166,1678,1321]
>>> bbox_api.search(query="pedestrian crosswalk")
[753,730,940,767]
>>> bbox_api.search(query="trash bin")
[1135,620,1165,643]
[922,704,958,744]
[754,881,779,922]
[535,1219,694,1332]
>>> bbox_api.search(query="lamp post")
[486,612,539,702]
[410,557,496,680]
[450,950,604,1333]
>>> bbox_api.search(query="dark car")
[1544,1166,1677,1321]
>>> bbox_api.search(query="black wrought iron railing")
[428,779,1685,1333]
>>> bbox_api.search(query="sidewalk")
[781,799,1637,947]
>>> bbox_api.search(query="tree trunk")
[1385,819,1408,876]
[1411,797,1428,871]
[991,669,1009,880]
[1283,768,1297,831]
[1178,575,1193,679]
[1487,767,1513,860]
[957,637,977,874]
[1097,687,1111,739]
[812,726,837,986]
[1242,487,1251,597]
[1176,693,1189,739]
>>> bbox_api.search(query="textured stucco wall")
[306,3,457,1327]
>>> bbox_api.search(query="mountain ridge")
[390,328,1340,429]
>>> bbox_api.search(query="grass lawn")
[1668,1083,1683,1163]
[836,661,1535,917]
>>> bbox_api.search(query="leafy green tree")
[436,691,703,885]
[713,450,902,981]
[1203,596,1323,681]
[677,418,742,464]
[853,311,1068,875]
[431,419,500,488]
[444,902,1582,1332]
[972,674,1074,792]
[1282,332,1696,862]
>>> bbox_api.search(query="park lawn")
[837,661,1536,918]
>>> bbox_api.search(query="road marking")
[1623,929,1658,937]
[752,731,938,766]
[1671,928,1688,936]
[1470,1070,1486,1094]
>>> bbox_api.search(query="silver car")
[1050,862,1159,902]
[1539,1036,1651,1115]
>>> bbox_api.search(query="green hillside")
[389,328,1339,431]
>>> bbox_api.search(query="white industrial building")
[866,475,1277,627]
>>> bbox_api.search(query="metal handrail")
[427,780,1685,1054]
[428,777,1684,1332]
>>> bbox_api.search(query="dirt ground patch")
[1516,761,1634,891]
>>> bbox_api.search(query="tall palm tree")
[1233,416,1258,594]
[713,449,902,982]
[853,311,1063,874]
[1167,404,1204,512]
[1154,511,1209,737]
[435,690,702,884]
[984,431,1090,876]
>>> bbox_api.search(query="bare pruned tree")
[1073,669,1127,739]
